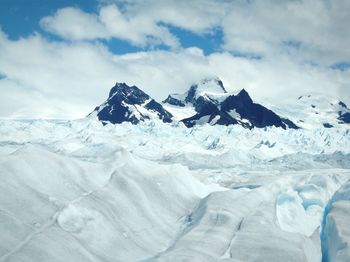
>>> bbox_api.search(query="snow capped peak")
[188,77,227,100]
[90,82,173,124]
[164,77,228,107]
[108,82,149,104]
[171,81,298,129]
[162,77,230,120]
[88,79,350,130]
[91,79,298,130]
[109,82,131,95]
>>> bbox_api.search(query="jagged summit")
[180,86,298,129]
[108,82,149,103]
[163,77,227,107]
[90,82,173,124]
[236,89,253,104]
[161,77,297,129]
[163,94,187,107]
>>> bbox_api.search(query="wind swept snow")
[0,119,349,261]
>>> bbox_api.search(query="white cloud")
[99,4,179,48]
[99,0,350,65]
[0,29,348,119]
[222,0,350,65]
[40,7,108,41]
[39,0,350,67]
[40,4,180,48]
[114,0,228,33]
[1,0,349,118]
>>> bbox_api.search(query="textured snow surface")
[270,94,350,129]
[0,119,349,262]
[321,181,350,262]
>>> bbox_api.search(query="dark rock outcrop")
[178,85,298,129]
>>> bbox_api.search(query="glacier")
[321,181,350,261]
[0,118,349,261]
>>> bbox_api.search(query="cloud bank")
[0,0,349,118]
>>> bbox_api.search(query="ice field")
[0,119,349,261]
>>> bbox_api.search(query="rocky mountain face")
[163,78,298,129]
[90,82,172,124]
[338,101,350,124]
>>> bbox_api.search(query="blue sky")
[0,0,224,55]
[0,0,97,37]
[0,0,349,118]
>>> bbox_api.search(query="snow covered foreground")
[0,119,349,262]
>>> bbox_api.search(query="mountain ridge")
[90,78,349,130]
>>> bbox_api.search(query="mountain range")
[90,77,350,129]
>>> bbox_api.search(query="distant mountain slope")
[270,94,350,129]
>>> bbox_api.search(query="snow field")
[0,119,349,261]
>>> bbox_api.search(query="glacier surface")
[0,119,349,262]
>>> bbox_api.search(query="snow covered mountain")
[270,93,350,129]
[163,78,298,129]
[91,78,298,129]
[90,82,173,124]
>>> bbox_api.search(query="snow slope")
[270,93,350,129]
[0,119,349,261]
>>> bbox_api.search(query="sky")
[0,0,349,118]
